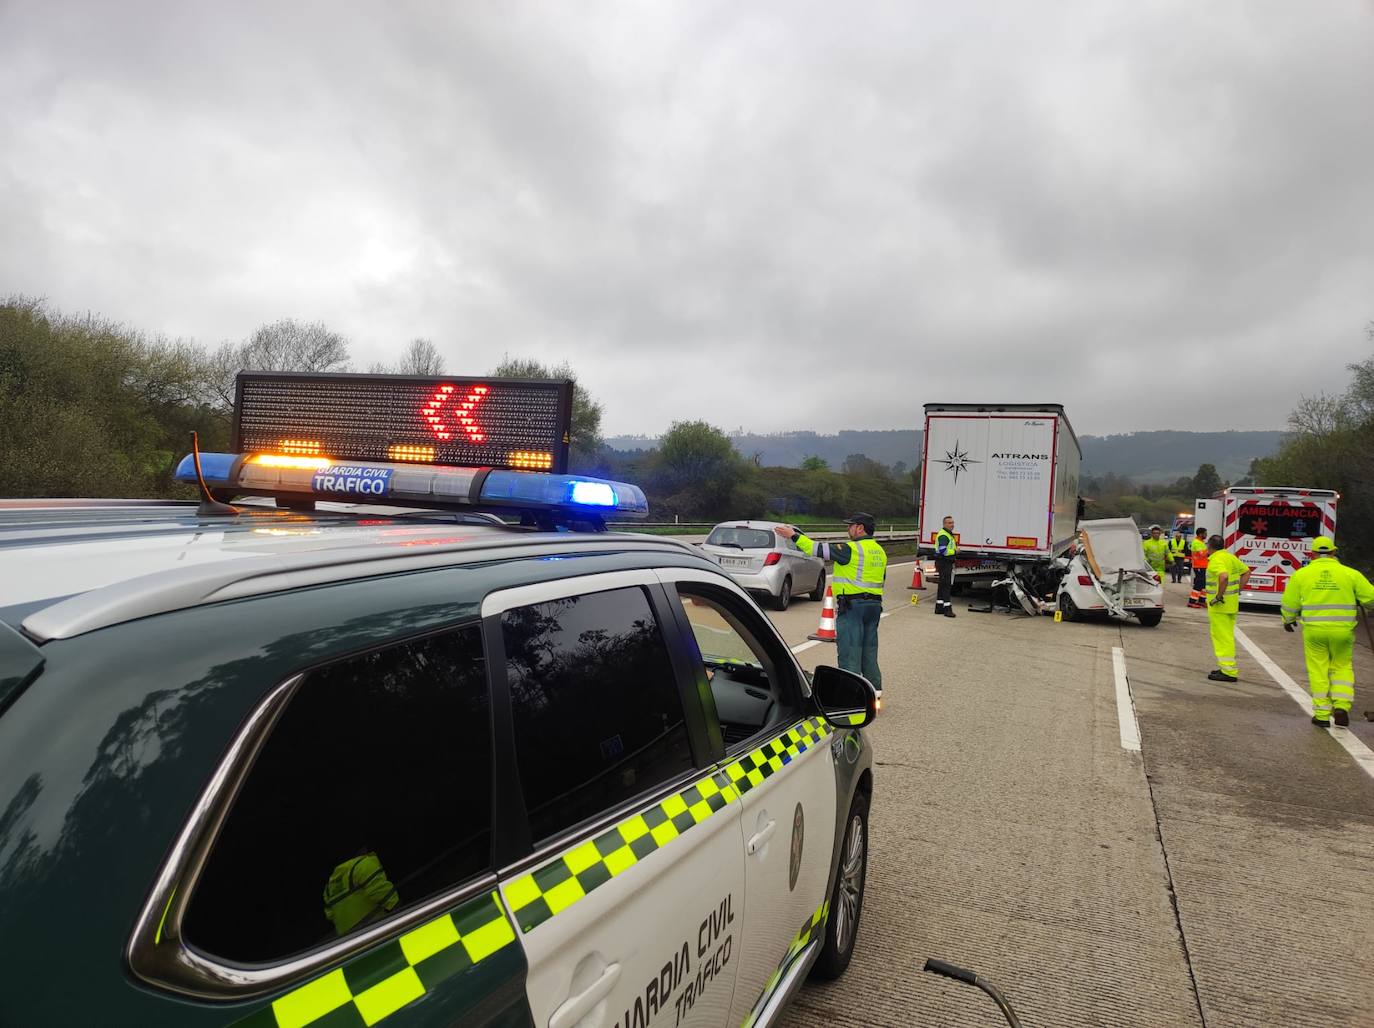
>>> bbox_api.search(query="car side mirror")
[813,665,877,728]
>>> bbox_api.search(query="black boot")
[1312,715,1331,727]
[1333,709,1350,727]
[944,608,956,618]
[1207,670,1238,683]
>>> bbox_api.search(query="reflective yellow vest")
[1280,557,1374,630]
[1168,538,1186,560]
[1205,550,1249,614]
[796,533,887,597]
[1142,537,1169,570]
[935,528,958,558]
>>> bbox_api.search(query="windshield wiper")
[714,542,743,549]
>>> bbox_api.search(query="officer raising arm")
[776,513,888,700]
[1280,536,1374,728]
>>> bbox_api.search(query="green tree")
[800,455,829,472]
[653,420,745,518]
[1190,463,1223,498]
[0,297,225,497]
[490,356,604,472]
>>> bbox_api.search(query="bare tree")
[370,338,445,376]
[207,319,350,414]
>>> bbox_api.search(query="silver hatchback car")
[701,520,827,610]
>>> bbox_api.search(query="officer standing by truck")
[934,514,958,618]
[777,514,888,695]
[1280,536,1374,728]
[1205,534,1250,682]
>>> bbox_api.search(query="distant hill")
[603,429,1285,484]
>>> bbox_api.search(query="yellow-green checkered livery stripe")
[722,717,831,798]
[233,891,516,1028]
[741,900,830,1028]
[507,718,831,934]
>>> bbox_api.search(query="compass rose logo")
[935,441,981,484]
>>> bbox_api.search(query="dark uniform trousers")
[936,556,955,609]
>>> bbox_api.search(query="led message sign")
[233,372,573,474]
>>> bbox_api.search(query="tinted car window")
[183,626,492,963]
[503,587,693,841]
[705,527,774,549]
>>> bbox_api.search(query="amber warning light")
[233,372,573,474]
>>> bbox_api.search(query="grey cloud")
[1,0,1370,439]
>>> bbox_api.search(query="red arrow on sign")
[420,384,488,444]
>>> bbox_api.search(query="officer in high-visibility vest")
[1188,528,1209,607]
[1141,525,1169,588]
[1167,531,1188,583]
[1280,536,1374,728]
[323,849,399,936]
[777,513,888,697]
[1205,534,1250,682]
[934,514,958,618]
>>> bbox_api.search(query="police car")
[0,373,876,1028]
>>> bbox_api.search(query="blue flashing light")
[570,481,616,507]
[480,470,647,516]
[173,452,237,485]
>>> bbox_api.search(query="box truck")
[918,404,1082,589]
[1193,486,1338,607]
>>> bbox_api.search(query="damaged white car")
[1057,517,1164,627]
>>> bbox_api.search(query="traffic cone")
[809,586,837,642]
[909,563,925,589]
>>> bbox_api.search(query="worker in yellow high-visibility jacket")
[1205,535,1250,682]
[1280,536,1374,728]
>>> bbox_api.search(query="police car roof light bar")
[172,453,650,525]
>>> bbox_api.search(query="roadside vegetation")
[3,297,1368,570]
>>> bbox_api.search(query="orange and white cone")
[909,563,925,589]
[809,586,837,642]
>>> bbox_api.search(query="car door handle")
[549,962,621,1028]
[747,819,777,855]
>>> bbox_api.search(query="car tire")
[772,576,792,611]
[1136,610,1163,627]
[812,790,869,981]
[810,570,827,602]
[1059,593,1081,622]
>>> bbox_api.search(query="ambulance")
[1193,486,1339,606]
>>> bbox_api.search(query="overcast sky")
[2,1,1371,437]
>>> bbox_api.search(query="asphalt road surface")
[765,565,1374,1027]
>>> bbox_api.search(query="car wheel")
[1059,593,1080,622]
[810,570,827,602]
[773,576,792,611]
[1136,610,1163,627]
[812,790,868,980]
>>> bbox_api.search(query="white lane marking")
[1236,628,1374,782]
[1112,647,1142,752]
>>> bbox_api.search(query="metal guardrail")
[608,522,916,543]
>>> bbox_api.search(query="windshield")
[1237,503,1320,540]
[705,527,774,549]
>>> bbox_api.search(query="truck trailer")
[918,403,1082,590]
[1193,486,1338,607]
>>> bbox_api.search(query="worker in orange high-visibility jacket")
[1188,528,1209,608]
[1281,536,1374,728]
[1205,535,1250,682]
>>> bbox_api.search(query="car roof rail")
[22,533,695,642]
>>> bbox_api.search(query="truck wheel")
[1136,610,1163,627]
[812,791,868,980]
[1059,594,1081,622]
[773,576,792,611]
[810,571,827,602]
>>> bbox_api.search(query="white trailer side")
[919,404,1081,563]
